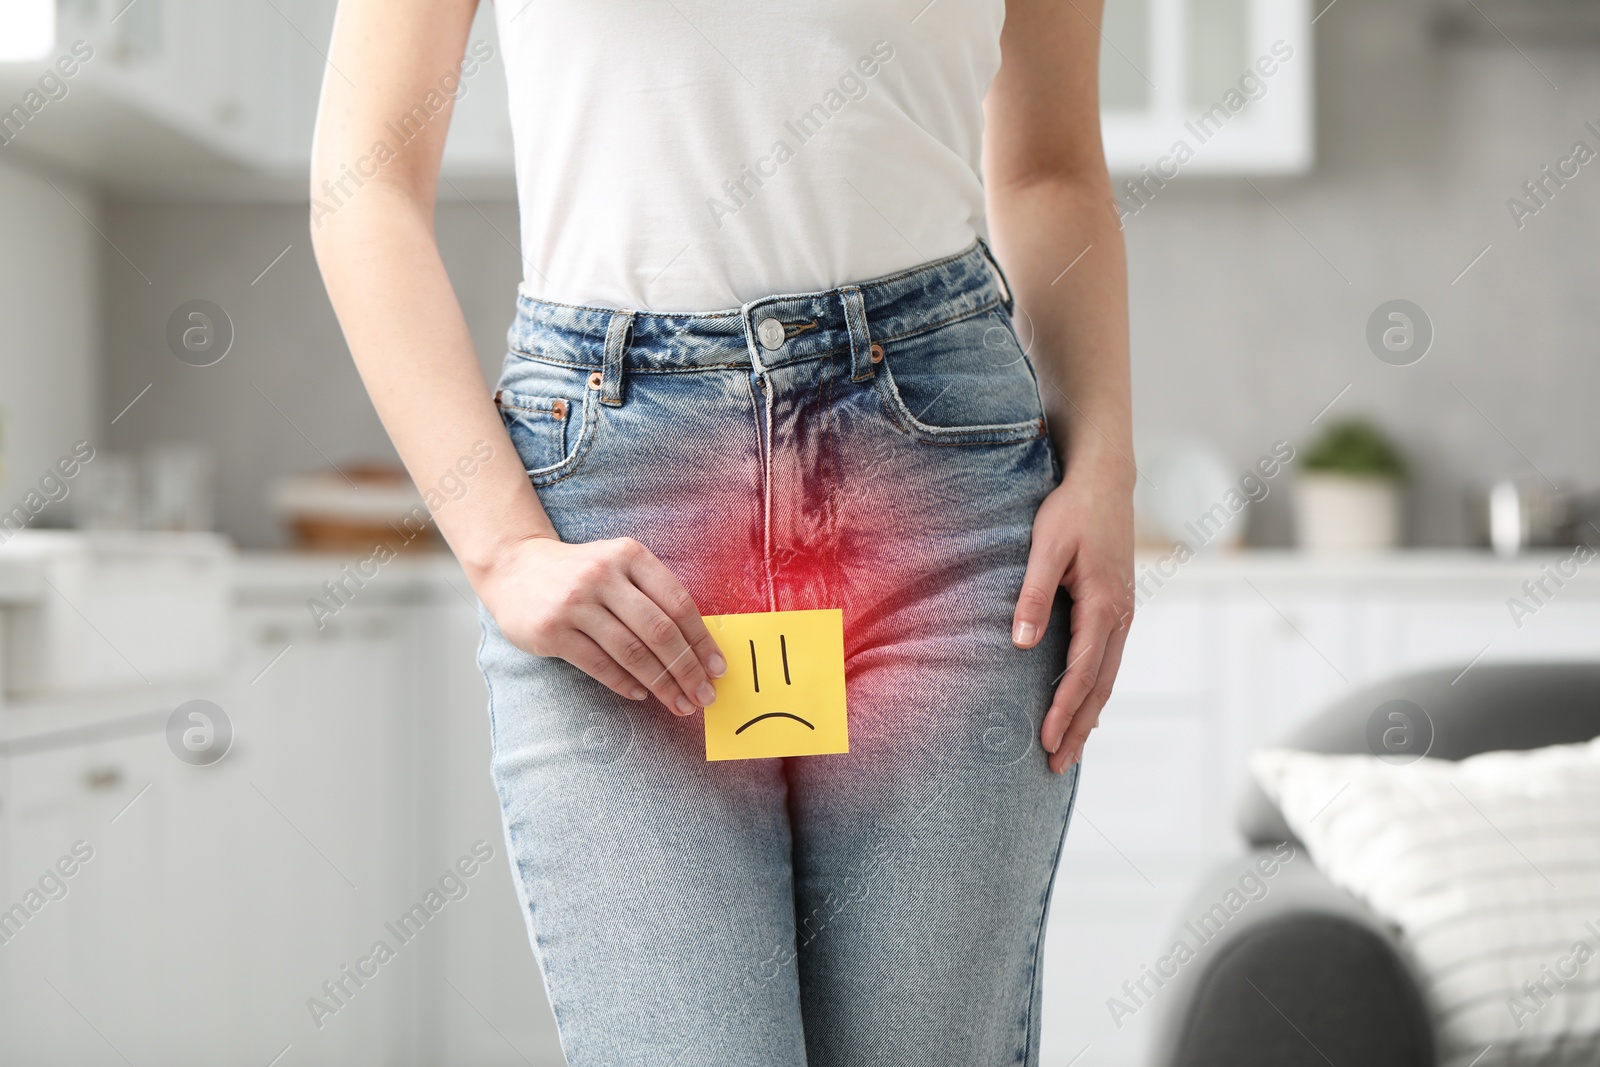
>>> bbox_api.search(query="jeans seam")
[742,360,777,612]
[515,293,748,320]
[522,387,601,487]
[1020,762,1082,1064]
[871,358,1046,446]
[476,625,579,1066]
[871,294,1004,347]
[822,358,841,607]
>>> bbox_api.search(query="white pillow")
[1251,738,1600,1067]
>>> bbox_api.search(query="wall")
[100,0,1600,548]
[0,158,99,527]
[100,201,521,547]
[1124,3,1600,546]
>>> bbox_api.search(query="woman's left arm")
[984,0,1135,774]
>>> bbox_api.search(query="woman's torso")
[494,0,1005,311]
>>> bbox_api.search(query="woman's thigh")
[479,344,810,1065]
[480,620,808,1067]
[778,306,1080,1066]
[786,620,1079,1067]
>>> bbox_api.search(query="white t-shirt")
[494,1,1005,312]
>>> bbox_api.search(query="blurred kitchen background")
[2,0,1599,1064]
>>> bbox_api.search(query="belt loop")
[601,309,635,407]
[976,237,1015,314]
[841,286,874,382]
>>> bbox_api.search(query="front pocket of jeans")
[873,310,1047,446]
[495,388,596,485]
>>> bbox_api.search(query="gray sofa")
[1147,662,1600,1067]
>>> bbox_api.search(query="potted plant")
[1295,419,1407,551]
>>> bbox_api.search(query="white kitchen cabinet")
[1101,0,1314,176]
[2,532,231,699]
[7,0,329,183]
[410,593,561,1067]
[212,596,422,1067]
[223,558,559,1067]
[0,721,172,1066]
[1,0,512,197]
[0,563,427,1066]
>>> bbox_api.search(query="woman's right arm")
[310,0,724,715]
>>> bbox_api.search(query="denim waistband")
[505,241,1014,380]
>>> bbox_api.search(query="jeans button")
[757,317,785,351]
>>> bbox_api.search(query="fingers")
[490,535,728,718]
[605,582,718,712]
[1049,612,1130,774]
[1012,539,1066,649]
[1040,607,1106,758]
[1040,595,1125,769]
[556,630,648,702]
[625,549,727,682]
[583,604,701,716]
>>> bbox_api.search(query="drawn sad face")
[738,632,811,735]
[701,609,850,761]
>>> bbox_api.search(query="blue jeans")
[478,243,1080,1066]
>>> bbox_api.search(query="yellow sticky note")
[702,609,849,761]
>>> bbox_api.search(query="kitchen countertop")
[233,548,470,602]
[2,537,1597,602]
[1126,546,1600,584]
[0,555,43,604]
